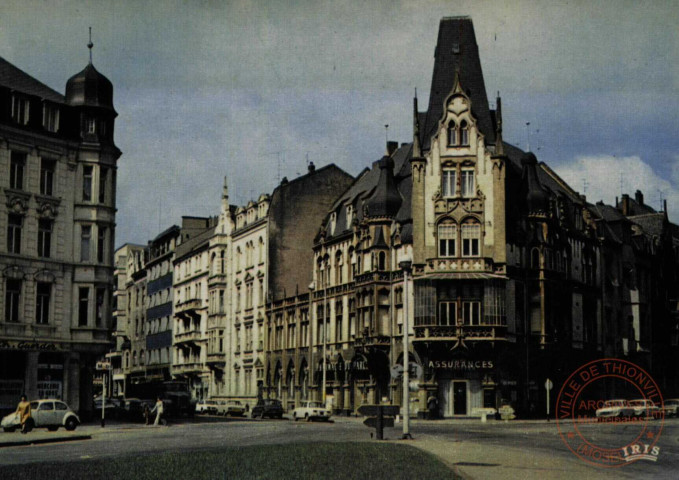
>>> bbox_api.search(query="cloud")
[554,155,679,221]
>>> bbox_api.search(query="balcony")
[175,298,203,318]
[173,362,204,375]
[422,258,498,276]
[414,324,507,341]
[206,352,225,368]
[174,328,204,345]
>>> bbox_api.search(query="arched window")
[447,120,458,146]
[317,257,324,288]
[461,220,481,257]
[220,250,225,274]
[460,120,469,146]
[531,248,540,269]
[325,255,331,287]
[438,221,457,257]
[258,237,264,264]
[378,251,387,271]
[348,247,355,281]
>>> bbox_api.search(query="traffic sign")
[364,416,395,428]
[358,404,400,417]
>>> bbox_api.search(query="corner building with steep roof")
[0,49,120,418]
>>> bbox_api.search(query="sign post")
[359,404,400,440]
[97,361,111,428]
[545,378,553,421]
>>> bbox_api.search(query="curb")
[0,435,91,448]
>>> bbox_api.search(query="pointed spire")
[495,92,504,155]
[87,27,94,64]
[222,176,229,199]
[413,88,421,158]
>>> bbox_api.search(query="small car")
[2,399,80,432]
[291,401,332,422]
[93,397,124,419]
[595,399,635,419]
[628,399,660,418]
[123,398,155,421]
[251,399,283,419]
[661,399,679,417]
[195,401,218,415]
[217,400,246,417]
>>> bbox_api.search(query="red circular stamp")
[556,358,664,467]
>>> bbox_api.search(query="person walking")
[16,395,32,434]
[151,397,164,426]
[427,394,439,420]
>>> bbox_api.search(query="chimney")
[621,194,630,216]
[386,141,398,156]
[635,190,644,205]
[308,161,316,173]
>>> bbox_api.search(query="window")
[43,104,59,132]
[442,169,457,197]
[438,222,457,257]
[81,225,91,262]
[36,282,51,325]
[38,219,52,258]
[97,227,107,263]
[78,287,89,326]
[378,252,386,271]
[447,121,458,146]
[439,302,457,326]
[96,288,106,327]
[83,166,93,201]
[11,96,29,125]
[335,251,343,284]
[460,120,469,146]
[7,214,22,254]
[462,301,481,325]
[86,117,96,134]
[246,282,253,309]
[10,152,25,190]
[99,167,108,203]
[40,159,55,196]
[461,168,475,197]
[461,222,480,257]
[5,279,21,323]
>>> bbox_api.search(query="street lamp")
[399,256,413,440]
[309,278,328,406]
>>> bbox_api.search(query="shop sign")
[0,340,64,352]
[428,359,494,370]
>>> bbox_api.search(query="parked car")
[251,399,283,419]
[123,398,154,421]
[2,399,80,432]
[291,401,332,422]
[628,399,660,418]
[195,401,219,415]
[93,397,124,419]
[661,399,679,417]
[217,400,246,417]
[595,399,635,419]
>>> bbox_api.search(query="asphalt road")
[0,416,677,479]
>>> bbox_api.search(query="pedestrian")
[427,394,439,420]
[150,397,164,426]
[15,394,31,434]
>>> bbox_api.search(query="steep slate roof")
[421,17,495,151]
[0,56,65,103]
[174,226,215,261]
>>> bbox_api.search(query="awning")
[415,272,507,280]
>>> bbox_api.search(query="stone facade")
[0,52,120,417]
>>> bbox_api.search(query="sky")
[1,0,678,246]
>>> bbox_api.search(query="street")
[0,416,677,479]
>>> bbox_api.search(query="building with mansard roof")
[0,47,120,417]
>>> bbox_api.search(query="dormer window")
[329,212,336,234]
[11,95,29,125]
[43,103,60,133]
[447,121,458,146]
[346,205,354,225]
[86,117,96,134]
[460,120,469,146]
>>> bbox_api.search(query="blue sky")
[1,0,678,245]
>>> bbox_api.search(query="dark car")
[251,399,284,419]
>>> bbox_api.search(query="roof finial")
[87,27,94,64]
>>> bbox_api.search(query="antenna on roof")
[657,189,665,211]
[619,171,624,197]
[88,27,94,64]
[385,124,389,145]
[582,179,588,195]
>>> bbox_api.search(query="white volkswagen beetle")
[291,401,332,422]
[2,399,80,432]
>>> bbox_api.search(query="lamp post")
[399,257,413,440]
